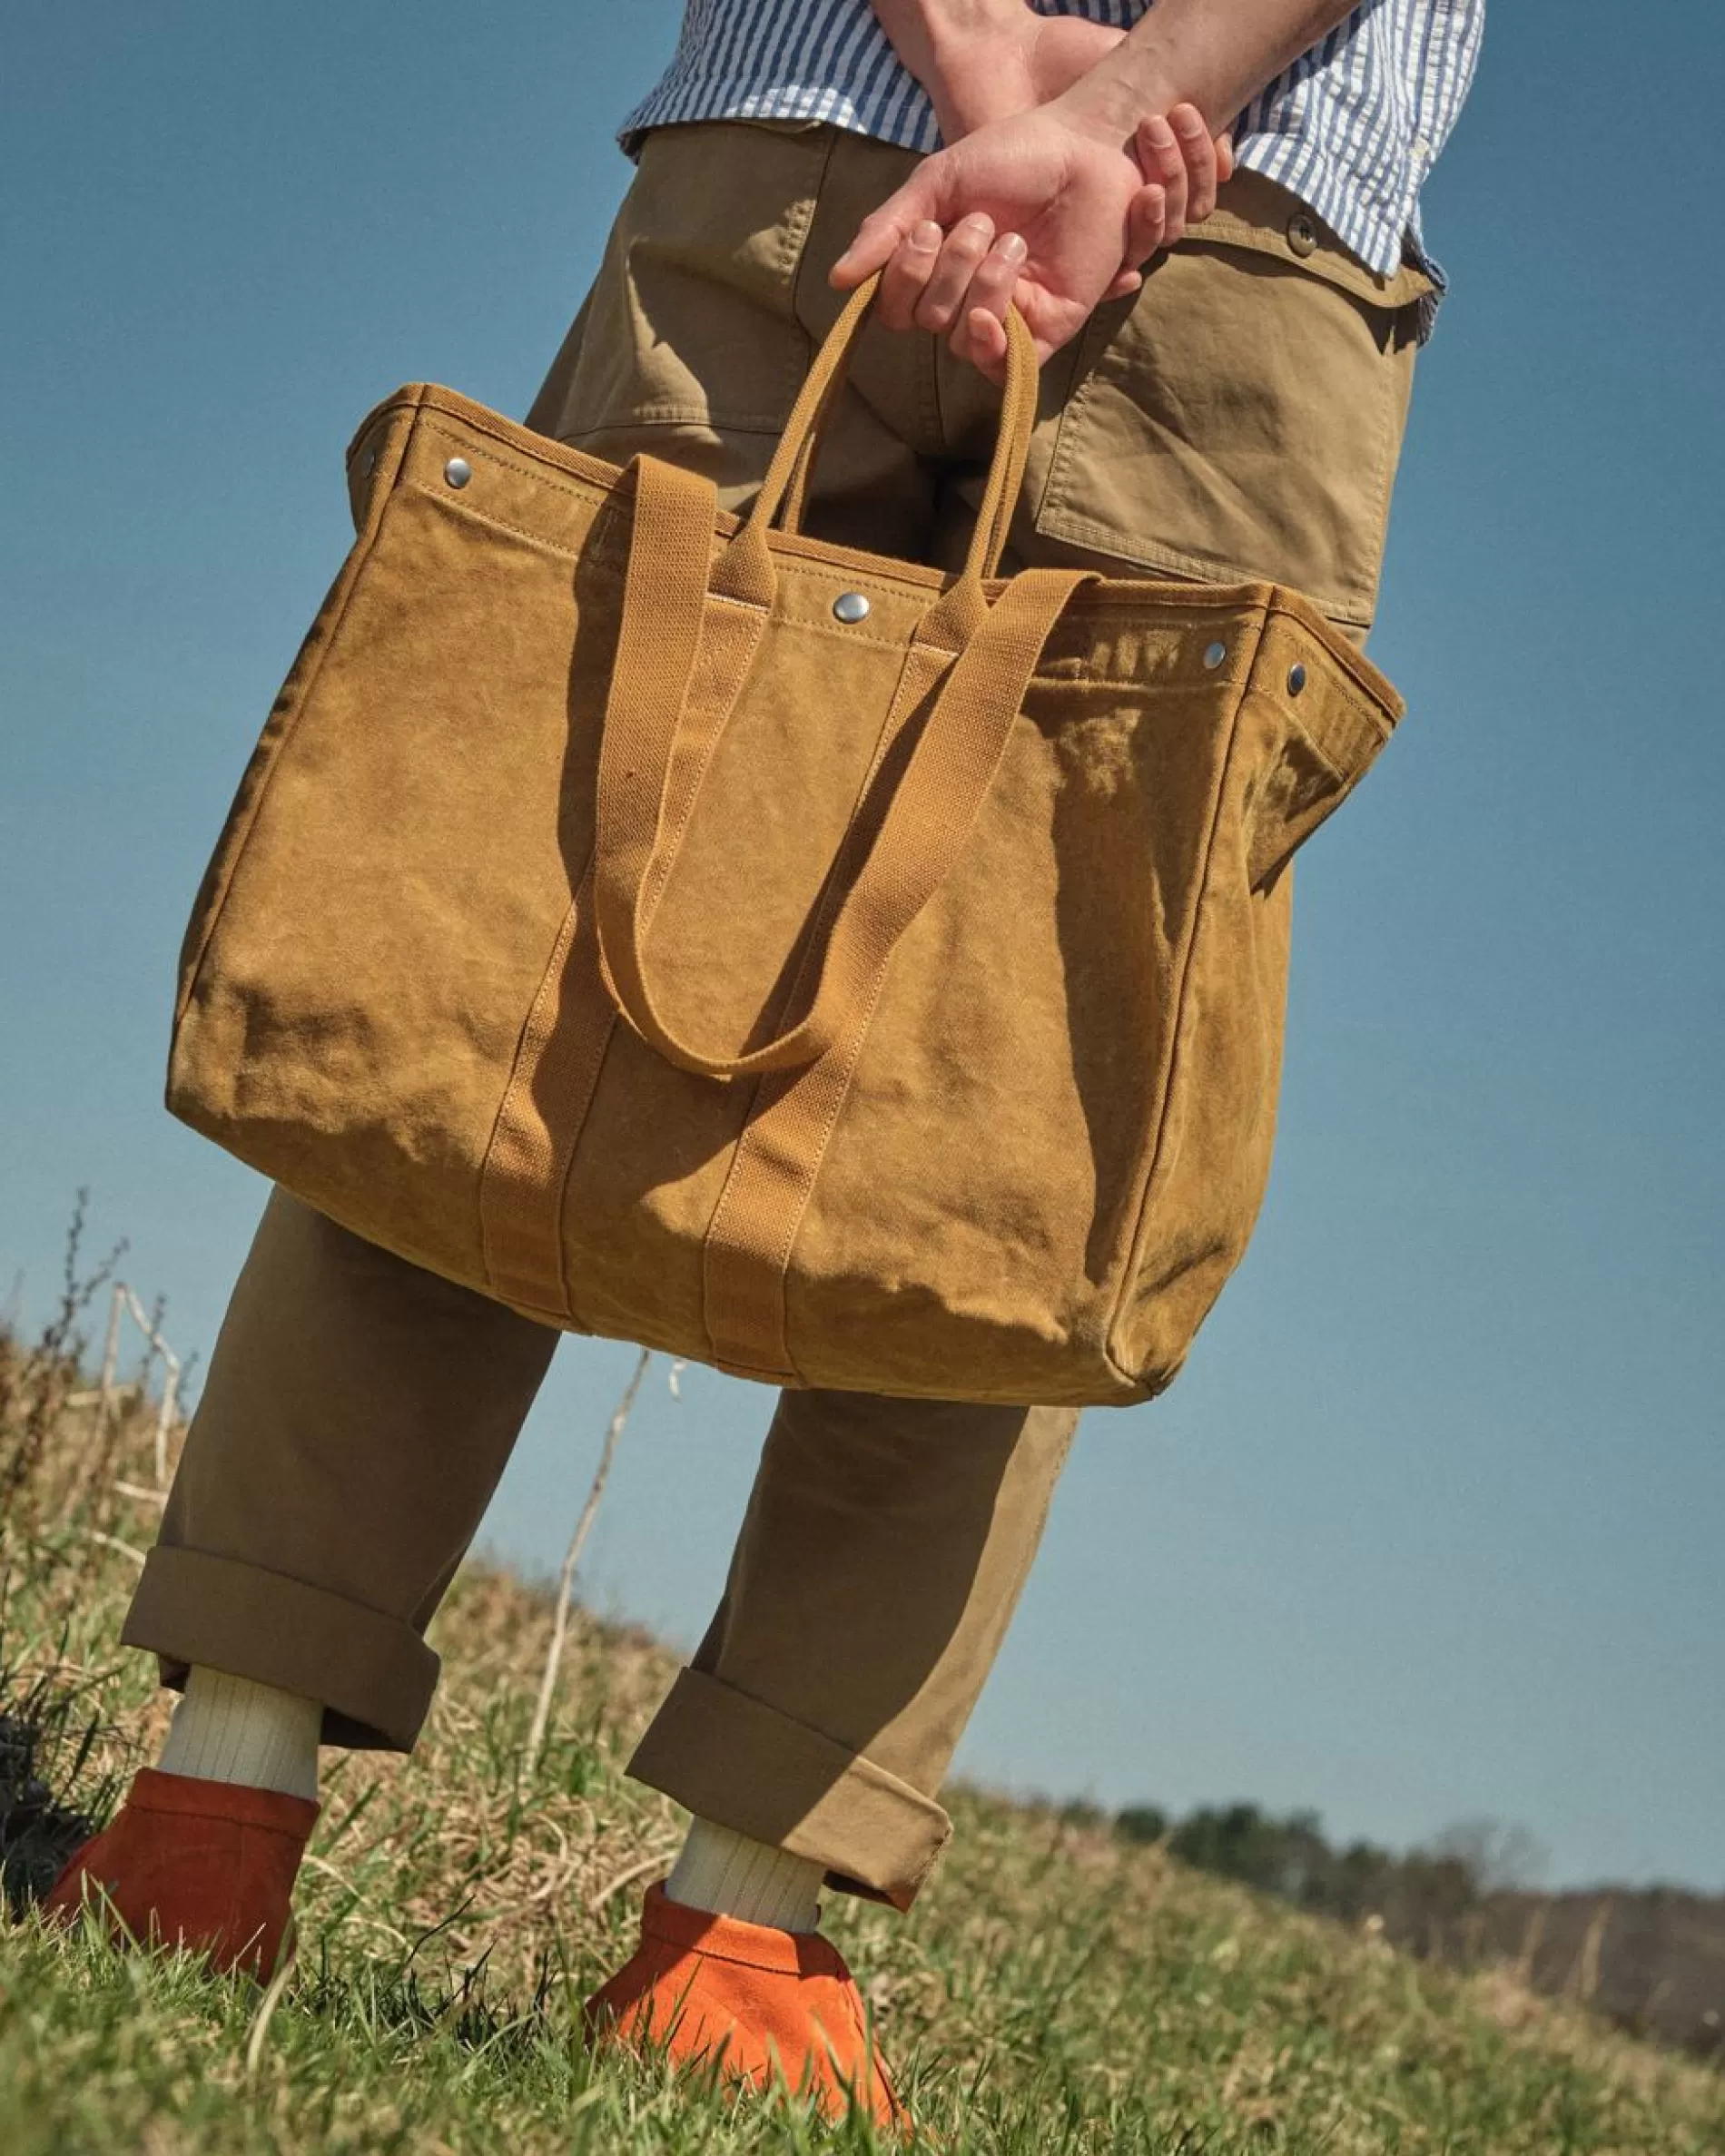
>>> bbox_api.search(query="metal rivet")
[1287,661,1308,695]
[833,591,872,624]
[1202,640,1227,671]
[443,457,472,489]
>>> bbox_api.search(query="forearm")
[1059,0,1361,142]
[872,0,1359,144]
[869,0,1025,87]
[868,0,1041,135]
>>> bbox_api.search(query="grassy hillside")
[2,1317,1721,2153]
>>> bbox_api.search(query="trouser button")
[1286,211,1319,258]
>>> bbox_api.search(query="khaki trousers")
[124,121,1427,1911]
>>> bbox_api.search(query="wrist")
[923,9,1040,137]
[1053,34,1179,145]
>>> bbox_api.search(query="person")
[44,0,1483,2130]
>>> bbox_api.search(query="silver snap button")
[1202,640,1227,670]
[833,591,872,624]
[443,457,472,489]
[1286,661,1308,695]
[1286,212,1318,259]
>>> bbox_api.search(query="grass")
[2,1331,1721,2152]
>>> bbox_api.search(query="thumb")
[830,168,949,288]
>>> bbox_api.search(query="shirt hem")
[619,75,1447,339]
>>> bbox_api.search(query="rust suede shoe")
[42,1767,317,1978]
[585,1882,902,2129]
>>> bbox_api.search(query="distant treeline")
[1088,1799,1723,2065]
[1109,1799,1488,1935]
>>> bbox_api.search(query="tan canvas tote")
[167,279,1404,1407]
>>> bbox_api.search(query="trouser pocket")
[526,120,836,446]
[1033,178,1429,635]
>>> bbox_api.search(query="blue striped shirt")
[621,1,1484,331]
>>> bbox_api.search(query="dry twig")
[587,1844,684,1916]
[113,1480,168,1508]
[113,1285,182,1488]
[524,1348,651,1771]
[81,1530,146,1569]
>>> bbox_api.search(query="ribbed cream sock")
[665,1816,824,1933]
[156,1666,322,1803]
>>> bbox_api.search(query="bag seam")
[476,864,606,1324]
[557,406,794,436]
[1102,607,1268,1387]
[700,635,937,1382]
[411,401,1393,659]
[410,485,1372,702]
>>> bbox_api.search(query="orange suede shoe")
[42,1767,318,1979]
[585,1883,903,2130]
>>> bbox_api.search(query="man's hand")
[831,96,1231,379]
[845,0,1355,377]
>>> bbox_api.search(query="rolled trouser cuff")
[625,1667,951,1911]
[122,1544,439,1752]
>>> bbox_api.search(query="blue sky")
[3,5,1720,1893]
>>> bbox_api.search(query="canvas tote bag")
[167,277,1405,1407]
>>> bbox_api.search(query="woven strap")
[590,279,1078,1082]
[592,476,1086,1079]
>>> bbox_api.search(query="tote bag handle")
[707,273,1040,630]
[772,277,1041,588]
[592,287,1086,1082]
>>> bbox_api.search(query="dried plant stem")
[524,1348,650,1771]
[97,1288,123,1421]
[55,1282,183,1531]
[114,1286,182,1489]
[1573,1895,1614,2004]
[243,1955,296,2084]
[587,1843,683,1916]
[112,1481,168,1508]
[1514,1900,1549,1986]
[81,1529,146,1569]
